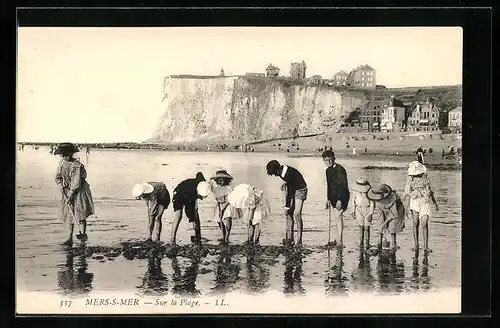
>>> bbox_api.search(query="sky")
[17,27,463,143]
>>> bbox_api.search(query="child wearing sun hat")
[132,181,171,242]
[367,183,406,252]
[403,161,439,253]
[351,178,375,251]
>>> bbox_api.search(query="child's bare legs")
[377,232,384,250]
[223,217,232,243]
[390,233,397,249]
[420,215,432,252]
[253,224,261,244]
[358,226,364,248]
[246,208,256,243]
[332,208,344,246]
[364,226,371,249]
[411,210,420,250]
[285,208,294,242]
[294,199,304,245]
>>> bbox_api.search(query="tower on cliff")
[290,60,307,80]
[220,67,225,76]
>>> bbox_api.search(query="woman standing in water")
[403,161,439,253]
[55,143,95,245]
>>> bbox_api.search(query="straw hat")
[351,178,371,193]
[54,142,79,155]
[408,161,427,176]
[367,183,393,201]
[211,170,233,180]
[132,183,154,198]
[197,181,211,198]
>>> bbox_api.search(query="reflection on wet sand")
[245,252,270,294]
[349,249,375,293]
[137,254,169,296]
[57,245,94,295]
[376,250,405,294]
[283,249,306,295]
[325,248,348,296]
[211,251,241,295]
[410,250,432,291]
[171,257,201,297]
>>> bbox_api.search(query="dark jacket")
[326,164,350,211]
[280,165,307,208]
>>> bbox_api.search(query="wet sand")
[16,148,461,298]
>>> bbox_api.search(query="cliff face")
[153,76,368,143]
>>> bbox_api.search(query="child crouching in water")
[367,183,406,252]
[227,184,270,245]
[350,179,375,251]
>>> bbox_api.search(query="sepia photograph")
[16,24,464,314]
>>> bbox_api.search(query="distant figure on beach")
[403,161,439,254]
[367,183,405,252]
[210,170,237,244]
[170,172,210,246]
[54,143,95,246]
[322,150,350,247]
[132,182,171,243]
[351,179,374,251]
[227,183,270,245]
[416,145,425,164]
[266,160,308,246]
[86,146,91,156]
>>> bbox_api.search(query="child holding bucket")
[367,183,406,252]
[54,143,95,245]
[350,179,375,251]
[227,184,270,245]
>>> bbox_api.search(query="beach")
[16,148,461,302]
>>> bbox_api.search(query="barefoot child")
[170,172,211,245]
[367,183,406,251]
[403,161,439,253]
[54,143,95,245]
[322,150,350,247]
[132,182,171,242]
[266,160,307,246]
[210,170,238,244]
[351,179,374,251]
[227,184,270,245]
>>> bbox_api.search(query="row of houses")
[340,97,462,133]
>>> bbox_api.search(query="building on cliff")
[290,61,307,80]
[220,67,225,76]
[308,75,323,85]
[266,64,280,77]
[348,65,376,89]
[333,70,349,87]
[448,106,462,133]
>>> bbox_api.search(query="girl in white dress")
[227,184,271,245]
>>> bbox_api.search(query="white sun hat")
[132,183,154,198]
[196,181,211,197]
[407,161,427,176]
